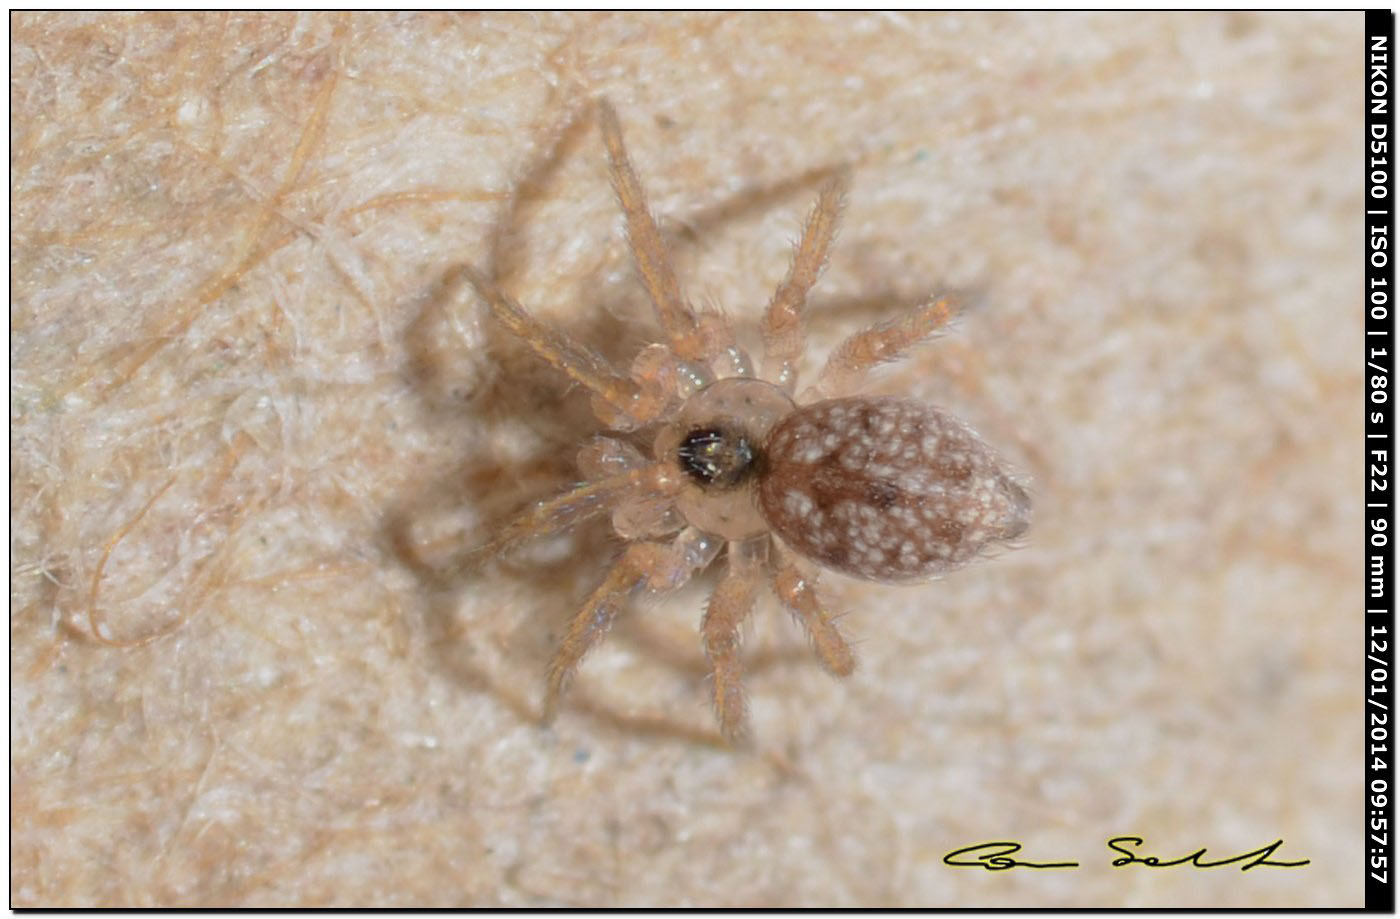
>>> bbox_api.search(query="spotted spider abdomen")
[757,397,1030,582]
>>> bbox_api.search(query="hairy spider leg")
[760,171,850,392]
[543,543,650,722]
[544,527,720,722]
[577,435,648,479]
[772,561,855,677]
[805,294,958,399]
[701,538,768,742]
[598,100,737,366]
[576,435,686,537]
[467,465,672,566]
[456,264,662,429]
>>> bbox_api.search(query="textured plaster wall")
[11,11,1361,907]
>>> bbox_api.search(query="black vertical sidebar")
[1367,8,1395,913]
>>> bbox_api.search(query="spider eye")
[677,426,756,489]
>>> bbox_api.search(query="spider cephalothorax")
[461,100,1029,742]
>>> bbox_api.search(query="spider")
[458,100,1030,742]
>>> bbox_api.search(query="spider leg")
[598,99,735,365]
[577,435,648,479]
[805,294,957,400]
[772,560,855,678]
[577,436,686,538]
[469,465,675,565]
[543,544,650,722]
[455,264,654,429]
[610,343,692,430]
[701,538,767,742]
[760,171,850,392]
[544,527,719,722]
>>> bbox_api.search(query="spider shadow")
[386,100,951,746]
